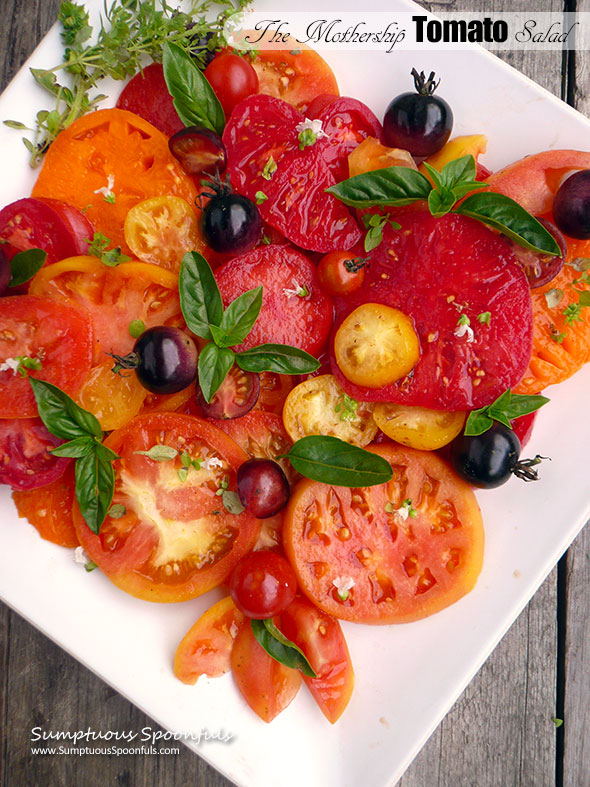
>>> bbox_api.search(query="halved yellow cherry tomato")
[348,136,416,178]
[76,358,146,431]
[124,196,206,272]
[373,403,466,451]
[283,374,377,447]
[334,303,420,388]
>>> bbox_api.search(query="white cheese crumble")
[454,321,475,343]
[203,456,223,471]
[73,547,93,569]
[0,357,21,374]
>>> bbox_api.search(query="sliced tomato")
[283,444,484,624]
[0,295,94,418]
[215,244,333,356]
[223,94,361,252]
[174,596,245,684]
[31,108,198,254]
[231,619,302,722]
[0,418,69,491]
[248,41,339,114]
[29,257,182,361]
[280,596,354,723]
[75,359,146,431]
[0,197,92,268]
[72,413,261,602]
[330,207,533,410]
[255,371,294,415]
[12,464,79,548]
[116,63,183,138]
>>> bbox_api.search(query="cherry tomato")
[373,403,466,451]
[237,459,290,519]
[282,374,377,447]
[12,464,79,548]
[72,413,261,602]
[169,126,227,177]
[231,618,302,722]
[116,63,183,138]
[215,244,333,356]
[280,596,354,723]
[229,550,297,618]
[197,365,260,419]
[204,53,259,119]
[449,422,523,488]
[122,326,198,395]
[174,596,245,684]
[552,169,590,239]
[76,359,146,432]
[0,418,69,491]
[334,303,421,388]
[0,295,94,418]
[0,247,9,296]
[283,444,484,624]
[124,196,207,271]
[512,410,537,448]
[317,251,369,296]
[202,191,262,255]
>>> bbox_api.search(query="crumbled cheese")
[203,456,223,471]
[0,357,21,374]
[73,547,93,568]
[454,321,475,343]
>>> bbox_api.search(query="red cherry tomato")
[204,53,259,119]
[229,550,297,618]
[197,365,260,419]
[317,251,369,295]
[117,63,183,138]
[0,418,70,491]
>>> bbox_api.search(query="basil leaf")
[455,193,561,256]
[422,161,444,191]
[326,166,432,208]
[179,251,224,341]
[236,344,320,375]
[162,42,224,135]
[216,286,263,347]
[439,154,477,188]
[134,445,178,461]
[8,248,47,287]
[464,389,550,436]
[450,181,487,199]
[222,490,245,515]
[251,619,317,678]
[197,343,235,402]
[75,445,116,534]
[50,436,95,458]
[286,435,393,486]
[504,393,550,420]
[428,189,455,218]
[463,411,494,437]
[30,378,102,441]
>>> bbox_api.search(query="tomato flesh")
[12,464,79,548]
[0,418,69,491]
[116,63,183,138]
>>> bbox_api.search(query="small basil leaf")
[218,286,263,347]
[50,436,95,458]
[179,251,224,341]
[134,445,178,461]
[421,161,444,191]
[236,344,320,375]
[455,193,561,256]
[8,248,47,287]
[29,378,103,441]
[504,393,550,420]
[222,490,245,515]
[464,411,494,437]
[162,42,224,135]
[75,445,116,534]
[450,181,487,199]
[251,618,317,678]
[286,435,393,487]
[428,189,455,218]
[198,343,235,403]
[439,154,477,188]
[326,165,432,208]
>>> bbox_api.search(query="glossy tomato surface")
[229,550,297,618]
[12,464,79,548]
[0,418,69,491]
[116,63,183,138]
[72,413,261,602]
[204,53,259,118]
[0,295,94,418]
[215,244,333,356]
[283,444,484,624]
[330,207,533,410]
[223,94,362,252]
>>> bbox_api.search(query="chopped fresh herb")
[103,192,116,204]
[561,289,590,324]
[108,503,126,519]
[262,156,278,180]
[402,498,418,517]
[134,444,178,461]
[549,324,567,344]
[334,393,359,422]
[177,467,189,483]
[255,190,268,204]
[84,560,98,572]
[477,311,491,324]
[128,319,145,339]
[457,313,470,326]
[298,128,318,150]
[290,48,302,55]
[544,288,564,309]
[566,257,590,271]
[362,212,401,252]
[552,717,563,728]
[222,490,245,514]
[261,233,271,245]
[85,232,130,267]
[15,355,43,377]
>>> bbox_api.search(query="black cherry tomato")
[553,169,590,238]
[229,549,298,619]
[237,458,290,518]
[169,126,227,177]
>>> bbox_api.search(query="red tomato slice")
[116,63,183,138]
[0,295,94,418]
[0,417,69,491]
[231,619,302,722]
[12,464,79,548]
[215,244,333,356]
[72,413,261,602]
[223,94,361,252]
[280,596,354,723]
[283,444,485,624]
[330,207,533,410]
[0,197,92,267]
[255,371,294,415]
[174,596,245,684]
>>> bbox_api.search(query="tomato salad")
[2,0,590,725]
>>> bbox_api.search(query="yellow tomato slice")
[373,403,466,450]
[348,136,416,178]
[283,374,377,447]
[334,303,420,388]
[76,358,146,431]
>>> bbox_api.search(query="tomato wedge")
[280,596,354,723]
[116,63,183,138]
[72,413,261,602]
[283,444,484,624]
[174,596,245,684]
[0,417,69,491]
[13,464,79,548]
[0,295,94,418]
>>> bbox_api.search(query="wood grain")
[0,1,588,786]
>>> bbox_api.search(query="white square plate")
[1,1,589,785]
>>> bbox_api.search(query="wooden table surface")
[1,1,589,785]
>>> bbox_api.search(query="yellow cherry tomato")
[76,359,146,431]
[282,374,377,447]
[373,403,466,451]
[334,303,420,388]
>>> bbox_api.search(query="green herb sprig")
[179,252,320,402]
[251,619,317,678]
[29,379,119,533]
[464,389,549,437]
